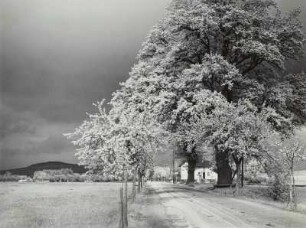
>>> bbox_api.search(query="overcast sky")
[0,0,305,170]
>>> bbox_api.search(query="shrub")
[246,176,269,185]
[267,177,289,202]
[32,169,121,182]
[0,172,29,182]
[33,169,89,182]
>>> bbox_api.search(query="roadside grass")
[128,184,174,228]
[177,182,306,214]
[296,187,306,213]
[0,182,130,228]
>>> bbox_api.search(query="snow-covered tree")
[110,104,165,181]
[165,89,230,183]
[65,100,162,180]
[67,0,305,186]
[286,72,306,125]
[116,0,305,184]
[192,98,278,188]
[65,101,123,178]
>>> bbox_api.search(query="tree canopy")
[66,0,305,185]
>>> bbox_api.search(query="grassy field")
[0,182,130,228]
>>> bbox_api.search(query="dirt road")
[130,182,306,228]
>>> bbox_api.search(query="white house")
[179,161,217,183]
[294,161,306,186]
[294,170,306,186]
[153,166,171,181]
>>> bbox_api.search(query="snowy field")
[0,182,130,228]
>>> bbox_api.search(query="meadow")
[0,182,130,228]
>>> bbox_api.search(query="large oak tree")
[115,0,305,184]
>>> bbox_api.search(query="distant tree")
[33,169,75,182]
[33,170,50,181]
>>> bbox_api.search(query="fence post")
[119,168,128,228]
[119,187,125,228]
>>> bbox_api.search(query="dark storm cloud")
[0,104,36,138]
[0,102,78,168]
[1,0,305,170]
[1,0,171,123]
[0,0,171,169]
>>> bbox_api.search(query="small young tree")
[111,82,167,188]
[66,99,162,179]
[65,100,127,177]
[276,134,306,209]
[259,128,306,206]
[66,98,164,228]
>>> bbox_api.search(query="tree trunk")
[232,155,243,194]
[241,157,244,188]
[216,149,232,186]
[288,167,297,209]
[124,170,128,227]
[172,149,176,184]
[292,172,297,208]
[235,160,242,194]
[132,168,136,201]
[186,155,197,184]
[119,187,126,228]
[137,170,141,193]
[119,169,128,228]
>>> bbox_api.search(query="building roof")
[196,160,211,168]
[178,159,211,168]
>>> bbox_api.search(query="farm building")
[176,159,217,183]
[153,166,171,181]
[294,161,306,186]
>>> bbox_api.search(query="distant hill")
[0,161,87,177]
